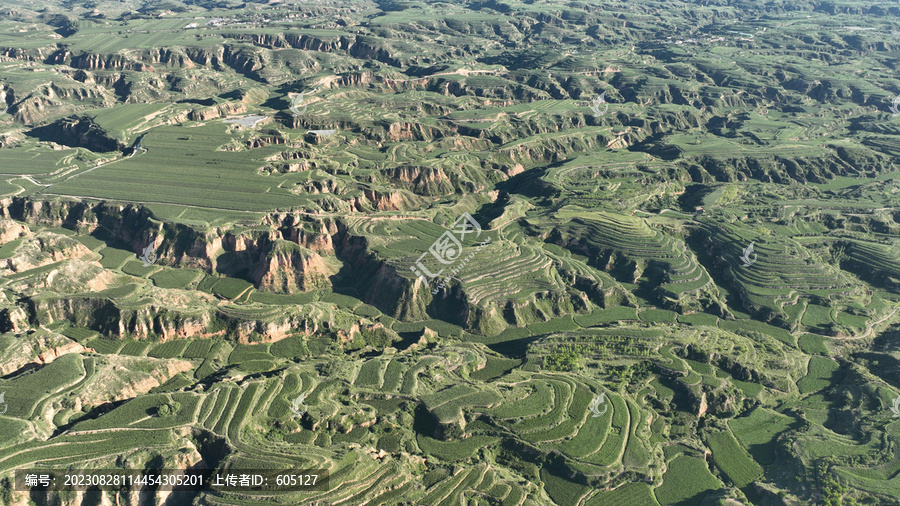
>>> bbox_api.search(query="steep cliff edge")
[251,240,335,293]
[27,115,124,152]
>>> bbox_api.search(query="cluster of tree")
[155,401,181,417]
[544,351,580,372]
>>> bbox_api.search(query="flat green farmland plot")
[150,268,202,289]
[48,124,308,212]
[99,246,136,269]
[798,356,840,394]
[729,408,795,466]
[707,429,763,487]
[654,455,722,505]
[587,482,659,506]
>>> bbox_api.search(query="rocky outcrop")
[188,102,247,121]
[0,197,342,282]
[251,241,334,294]
[36,341,89,365]
[359,121,447,143]
[9,79,114,125]
[383,166,454,196]
[353,189,426,211]
[679,148,896,184]
[0,232,94,274]
[27,115,124,152]
[0,219,30,243]
[27,296,205,340]
[8,259,114,297]
[222,33,403,68]
[0,335,91,376]
[0,197,572,336]
[0,305,29,333]
[26,294,320,342]
[292,177,343,194]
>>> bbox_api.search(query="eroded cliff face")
[0,219,30,243]
[0,199,347,339]
[251,243,335,294]
[0,333,91,376]
[0,232,95,274]
[384,166,454,196]
[188,102,247,121]
[0,198,577,339]
[24,292,325,342]
[27,115,124,152]
[680,150,896,184]
[352,189,426,211]
[333,233,475,328]
[223,34,403,68]
[0,198,340,286]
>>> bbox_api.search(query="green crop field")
[148,340,189,359]
[654,455,723,505]
[588,482,659,506]
[47,123,309,212]
[707,430,763,488]
[150,268,202,289]
[798,356,841,395]
[85,338,125,354]
[729,409,796,466]
[182,339,214,359]
[98,246,136,269]
[119,341,151,356]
